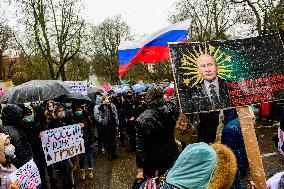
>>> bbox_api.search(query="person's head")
[196,54,218,82]
[95,95,103,105]
[166,142,237,189]
[145,86,164,105]
[46,100,55,112]
[126,91,133,99]
[2,104,23,126]
[74,106,84,116]
[102,95,110,104]
[0,134,15,166]
[22,107,34,123]
[53,104,65,119]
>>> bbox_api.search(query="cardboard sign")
[41,124,85,166]
[65,81,87,95]
[9,159,41,189]
[169,35,284,114]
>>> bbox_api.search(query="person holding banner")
[0,133,19,189]
[45,104,75,189]
[72,105,94,180]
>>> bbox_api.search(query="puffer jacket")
[221,118,248,173]
[135,98,179,169]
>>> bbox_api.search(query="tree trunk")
[0,52,4,80]
[60,67,66,81]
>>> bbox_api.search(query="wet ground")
[75,121,284,189]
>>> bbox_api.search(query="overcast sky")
[83,0,177,36]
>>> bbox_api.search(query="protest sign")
[169,34,284,114]
[41,124,85,166]
[9,159,41,189]
[65,81,87,95]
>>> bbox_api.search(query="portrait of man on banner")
[191,53,233,111]
[170,35,284,114]
[174,42,236,113]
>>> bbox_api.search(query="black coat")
[135,99,179,169]
[47,115,73,130]
[184,78,233,113]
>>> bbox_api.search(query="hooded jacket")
[135,142,237,189]
[0,134,17,189]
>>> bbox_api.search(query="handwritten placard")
[9,159,41,189]
[41,124,85,166]
[65,81,87,95]
[169,35,284,114]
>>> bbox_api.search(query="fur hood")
[207,143,237,189]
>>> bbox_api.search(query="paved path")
[75,123,284,189]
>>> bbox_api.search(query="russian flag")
[118,19,191,77]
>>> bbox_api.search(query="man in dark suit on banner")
[190,54,233,112]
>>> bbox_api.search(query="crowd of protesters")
[0,84,164,189]
[0,82,283,189]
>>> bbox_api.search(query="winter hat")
[0,133,10,164]
[166,142,237,189]
[2,104,24,125]
[145,86,164,104]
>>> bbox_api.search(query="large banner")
[65,81,87,95]
[169,35,284,114]
[9,159,41,189]
[41,124,85,166]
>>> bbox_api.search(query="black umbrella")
[87,87,105,99]
[56,92,92,104]
[0,80,70,104]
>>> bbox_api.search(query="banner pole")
[237,106,266,188]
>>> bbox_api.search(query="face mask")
[57,112,65,118]
[24,115,34,123]
[75,111,83,116]
[49,107,54,111]
[4,144,15,157]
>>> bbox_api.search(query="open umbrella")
[0,80,70,104]
[132,84,147,93]
[56,92,92,105]
[87,86,105,99]
[113,85,125,94]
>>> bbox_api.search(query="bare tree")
[90,15,133,84]
[17,0,85,80]
[231,0,281,35]
[0,22,14,80]
[169,0,240,41]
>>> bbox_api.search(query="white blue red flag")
[118,19,191,77]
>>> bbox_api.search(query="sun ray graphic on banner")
[180,43,235,87]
